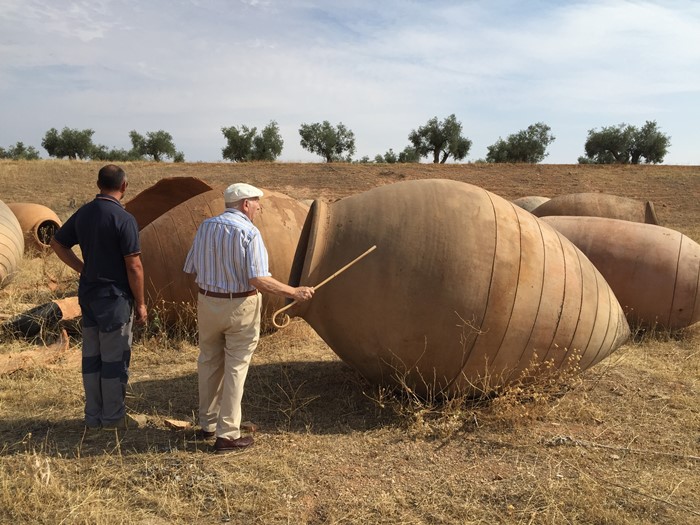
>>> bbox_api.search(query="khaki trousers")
[197,292,261,440]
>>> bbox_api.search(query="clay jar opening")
[287,199,329,318]
[36,219,61,247]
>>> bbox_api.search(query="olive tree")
[408,114,471,163]
[299,121,355,162]
[375,146,420,164]
[42,127,95,160]
[374,149,398,164]
[578,121,670,164]
[398,146,421,163]
[129,130,183,162]
[222,121,283,162]
[486,122,556,163]
[0,142,40,160]
[90,144,142,162]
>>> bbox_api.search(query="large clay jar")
[512,196,550,213]
[532,192,659,224]
[6,203,62,253]
[286,179,630,396]
[139,188,308,330]
[541,216,700,331]
[0,199,24,289]
[125,177,213,230]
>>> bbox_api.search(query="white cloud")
[0,0,698,163]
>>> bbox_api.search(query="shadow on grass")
[132,360,394,436]
[0,417,210,458]
[0,360,395,459]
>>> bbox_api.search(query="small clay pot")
[7,202,62,253]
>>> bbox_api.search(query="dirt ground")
[0,160,699,524]
[2,161,698,235]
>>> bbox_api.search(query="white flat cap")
[224,183,264,203]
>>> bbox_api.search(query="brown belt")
[198,288,257,299]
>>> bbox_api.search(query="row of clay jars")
[129,183,309,331]
[286,179,630,397]
[541,216,700,331]
[2,179,305,335]
[0,199,24,288]
[513,192,696,329]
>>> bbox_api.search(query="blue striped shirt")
[183,208,271,293]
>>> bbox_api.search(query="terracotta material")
[7,202,62,252]
[124,177,213,230]
[0,329,74,376]
[139,188,308,329]
[532,192,659,224]
[541,216,700,331]
[287,179,630,396]
[254,192,311,324]
[512,196,550,212]
[55,296,81,320]
[1,296,80,339]
[0,199,24,288]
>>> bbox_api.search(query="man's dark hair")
[97,164,126,191]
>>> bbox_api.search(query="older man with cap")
[183,183,314,454]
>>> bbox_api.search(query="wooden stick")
[272,245,377,329]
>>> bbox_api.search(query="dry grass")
[1,160,699,524]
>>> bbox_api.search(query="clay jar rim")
[286,199,329,319]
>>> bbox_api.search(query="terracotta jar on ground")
[0,199,24,288]
[287,179,630,396]
[512,196,550,213]
[138,188,308,330]
[6,202,62,253]
[542,216,700,331]
[532,192,659,224]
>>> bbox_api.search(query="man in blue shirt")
[184,182,313,453]
[51,164,147,430]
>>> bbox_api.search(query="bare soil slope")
[2,161,698,237]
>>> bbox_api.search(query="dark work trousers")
[80,294,133,427]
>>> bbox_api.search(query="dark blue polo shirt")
[53,194,140,302]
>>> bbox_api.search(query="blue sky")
[1,0,698,164]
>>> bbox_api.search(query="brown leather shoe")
[214,435,254,454]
